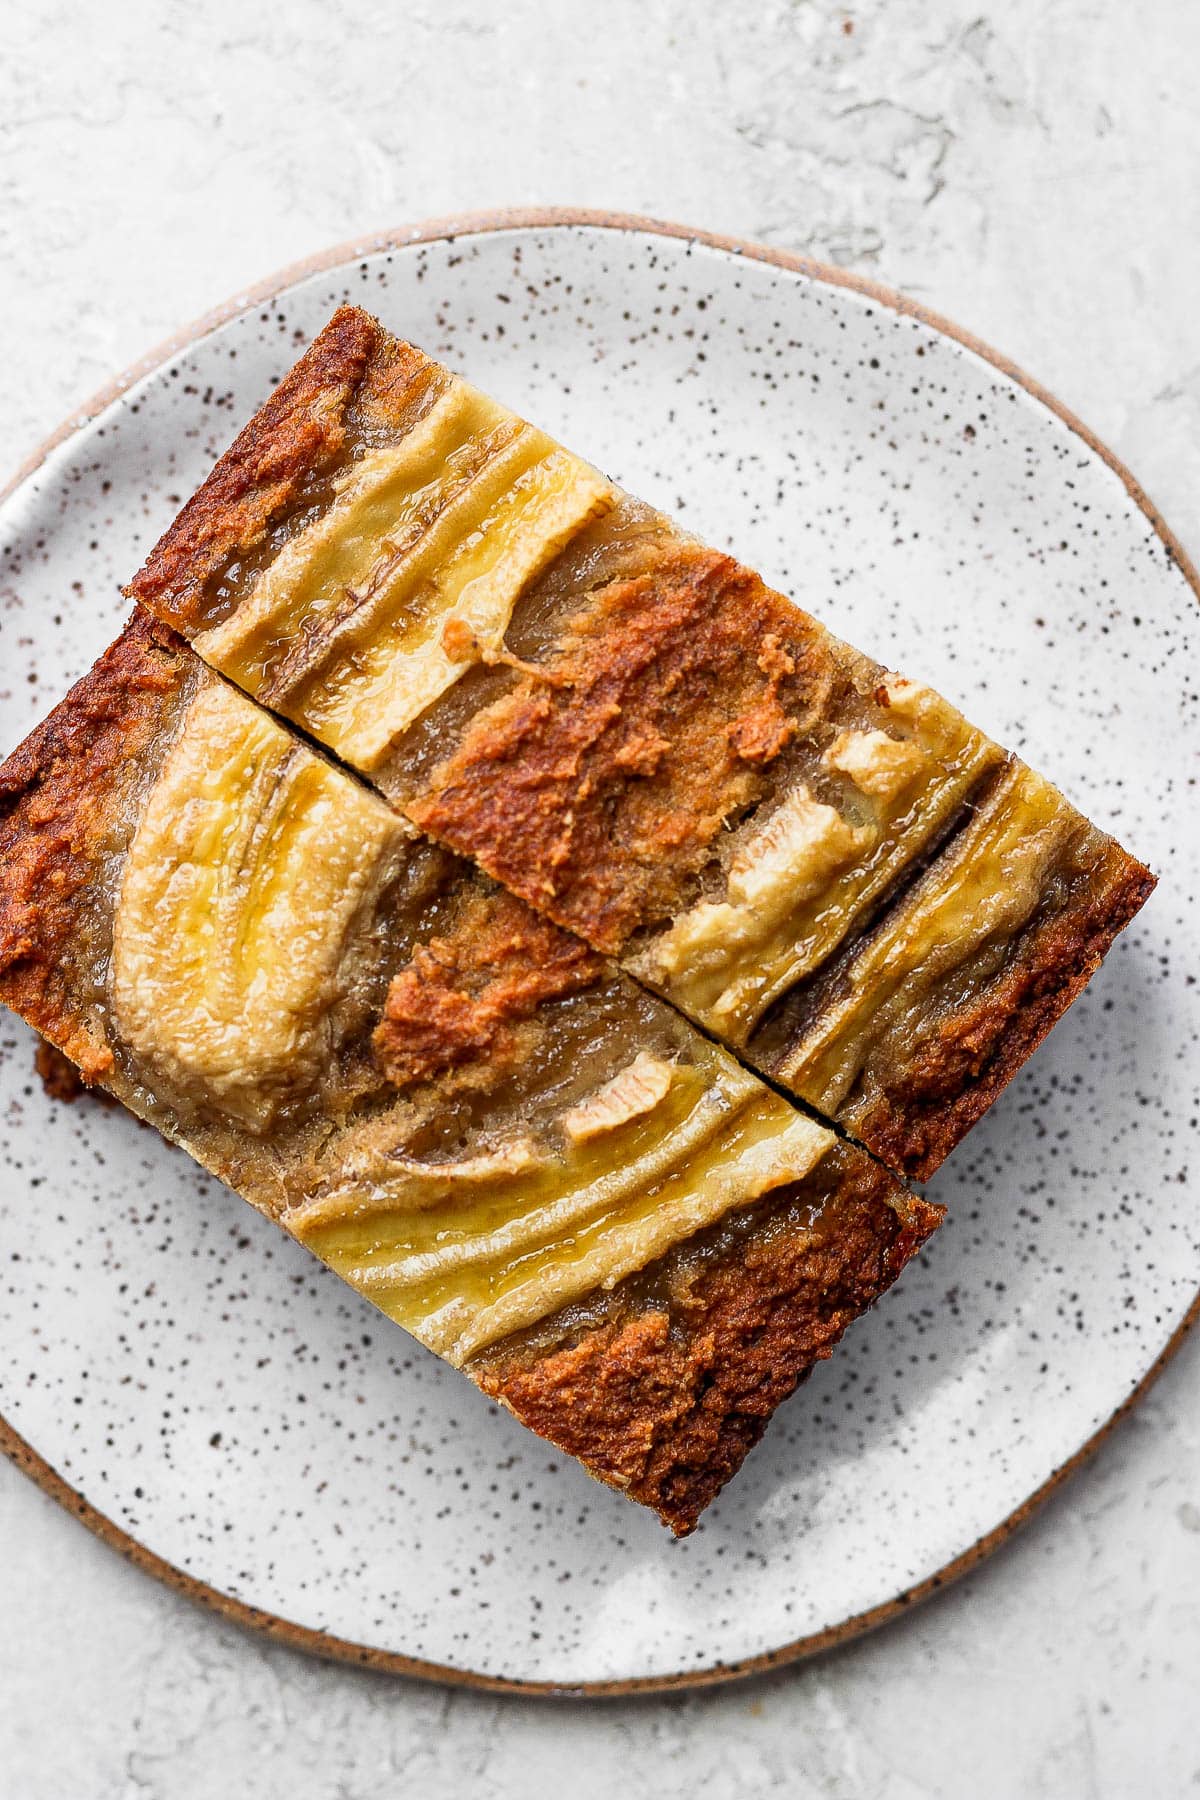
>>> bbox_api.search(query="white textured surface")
[2,0,1198,1793]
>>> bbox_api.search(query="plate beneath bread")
[0,211,1196,1693]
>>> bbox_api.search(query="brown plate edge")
[1,205,1197,1699]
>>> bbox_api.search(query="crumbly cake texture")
[0,614,939,1532]
[127,306,1155,1181]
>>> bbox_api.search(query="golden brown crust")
[845,842,1156,1180]
[474,1145,941,1534]
[408,543,835,951]
[0,612,190,1076]
[128,306,431,632]
[373,884,606,1089]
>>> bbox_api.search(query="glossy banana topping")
[774,759,1074,1114]
[195,375,615,769]
[110,681,409,1129]
[631,680,1001,1038]
[292,1044,829,1365]
[635,787,868,1018]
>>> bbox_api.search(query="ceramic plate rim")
[2,207,1197,1699]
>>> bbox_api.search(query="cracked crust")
[407,540,836,951]
[473,1141,942,1535]
[373,883,606,1090]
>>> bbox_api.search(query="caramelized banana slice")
[631,688,999,1037]
[195,374,615,771]
[110,681,408,1129]
[295,1069,827,1364]
[291,1136,548,1227]
[635,787,870,1025]
[774,760,1076,1118]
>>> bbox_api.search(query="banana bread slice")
[128,306,1154,1179]
[0,612,938,1532]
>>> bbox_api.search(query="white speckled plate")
[1,213,1197,1695]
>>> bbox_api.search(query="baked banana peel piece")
[128,306,1155,1181]
[0,614,939,1534]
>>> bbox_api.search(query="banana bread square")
[128,306,1153,1178]
[0,613,938,1531]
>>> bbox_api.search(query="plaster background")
[2,2,1198,1793]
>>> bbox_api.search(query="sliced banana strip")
[632,700,999,1037]
[111,680,408,1130]
[294,1041,829,1366]
[639,786,870,1020]
[195,374,615,770]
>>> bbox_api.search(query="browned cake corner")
[831,838,1155,1182]
[129,306,434,633]
[473,1144,940,1535]
[0,609,194,1077]
[34,1038,101,1103]
[0,622,937,1530]
[746,763,1156,1182]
